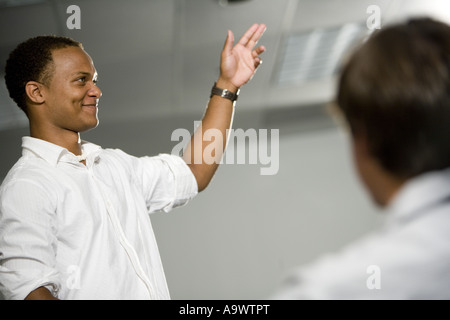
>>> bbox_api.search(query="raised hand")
[219,23,267,89]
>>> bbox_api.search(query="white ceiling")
[1,0,450,130]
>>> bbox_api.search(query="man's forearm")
[183,78,237,192]
[182,24,266,191]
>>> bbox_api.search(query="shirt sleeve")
[0,179,61,300]
[134,153,198,214]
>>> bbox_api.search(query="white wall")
[150,123,384,299]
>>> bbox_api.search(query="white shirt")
[0,137,198,300]
[272,167,450,299]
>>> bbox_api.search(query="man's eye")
[77,77,86,83]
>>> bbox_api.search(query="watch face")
[222,90,231,98]
[211,86,238,101]
[224,91,236,100]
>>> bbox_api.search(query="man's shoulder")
[99,148,183,169]
[1,155,56,191]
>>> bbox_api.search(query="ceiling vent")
[275,22,369,86]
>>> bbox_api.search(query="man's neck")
[29,123,83,156]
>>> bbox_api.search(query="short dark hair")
[337,17,450,179]
[4,35,82,113]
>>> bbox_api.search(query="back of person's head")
[337,17,450,180]
[4,35,82,114]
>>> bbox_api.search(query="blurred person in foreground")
[272,17,450,299]
[0,24,266,300]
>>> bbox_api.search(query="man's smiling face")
[40,46,102,134]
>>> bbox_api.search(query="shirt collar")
[387,167,450,223]
[22,136,102,167]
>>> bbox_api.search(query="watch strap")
[210,82,240,102]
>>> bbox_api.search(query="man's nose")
[88,83,102,99]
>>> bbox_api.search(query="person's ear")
[351,129,372,181]
[25,81,46,105]
[352,132,369,158]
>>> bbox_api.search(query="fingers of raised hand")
[252,45,266,67]
[238,24,267,50]
[252,45,266,57]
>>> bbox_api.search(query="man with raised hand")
[0,23,266,300]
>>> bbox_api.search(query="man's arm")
[25,287,59,300]
[183,23,266,191]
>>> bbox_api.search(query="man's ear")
[351,130,372,183]
[352,132,369,158]
[351,129,404,207]
[25,81,46,105]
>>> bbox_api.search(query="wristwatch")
[210,82,240,104]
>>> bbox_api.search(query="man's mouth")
[82,103,98,114]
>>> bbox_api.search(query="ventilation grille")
[276,22,368,86]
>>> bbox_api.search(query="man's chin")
[78,119,99,133]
